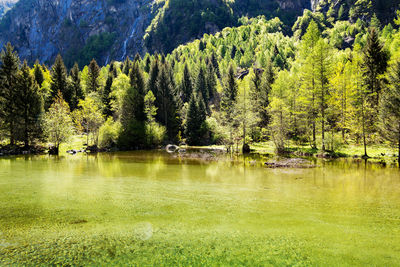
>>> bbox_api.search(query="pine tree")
[69,63,83,111]
[210,52,221,78]
[102,75,113,117]
[156,66,179,140]
[50,54,69,107]
[109,61,118,78]
[194,67,208,107]
[185,94,207,145]
[221,64,238,149]
[251,61,274,128]
[379,60,400,167]
[185,94,200,145]
[147,58,160,96]
[180,64,193,103]
[205,61,217,105]
[134,53,141,63]
[17,61,44,147]
[33,60,44,87]
[123,57,131,75]
[144,56,151,73]
[370,13,381,30]
[87,59,100,93]
[363,27,388,108]
[129,62,146,122]
[221,64,238,113]
[0,43,20,145]
[119,62,147,149]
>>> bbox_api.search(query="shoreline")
[1,142,398,168]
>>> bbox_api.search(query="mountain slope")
[0,0,159,67]
[144,0,310,54]
[0,0,311,67]
[0,0,18,18]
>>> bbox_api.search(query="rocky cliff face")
[0,0,159,67]
[0,0,18,18]
[0,0,311,67]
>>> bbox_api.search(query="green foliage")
[380,59,400,165]
[50,55,70,108]
[86,59,100,93]
[68,63,84,111]
[16,61,44,146]
[98,117,121,149]
[43,92,74,150]
[185,94,208,145]
[65,33,116,68]
[0,43,20,145]
[73,96,104,146]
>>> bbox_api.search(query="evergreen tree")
[221,64,238,149]
[180,64,193,103]
[156,66,179,140]
[16,61,43,147]
[0,43,20,145]
[102,75,113,117]
[33,60,44,87]
[185,94,201,145]
[221,64,238,113]
[251,61,274,128]
[144,56,151,73]
[195,67,209,107]
[69,63,83,111]
[380,60,400,167]
[123,57,131,75]
[118,62,147,149]
[205,61,217,105]
[370,13,381,30]
[129,62,146,122]
[50,54,69,107]
[147,58,160,96]
[363,27,388,108]
[210,52,221,78]
[87,59,100,93]
[109,61,118,78]
[185,93,208,146]
[134,53,141,63]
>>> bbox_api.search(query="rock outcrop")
[0,0,159,66]
[0,0,18,18]
[0,0,313,66]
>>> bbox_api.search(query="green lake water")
[0,151,399,266]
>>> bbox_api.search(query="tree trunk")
[312,121,316,149]
[24,109,29,148]
[321,110,325,151]
[398,131,400,168]
[10,120,14,146]
[362,100,368,158]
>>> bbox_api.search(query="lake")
[0,151,399,266]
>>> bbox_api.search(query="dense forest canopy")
[1,6,400,164]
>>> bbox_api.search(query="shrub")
[145,122,166,148]
[98,118,121,149]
